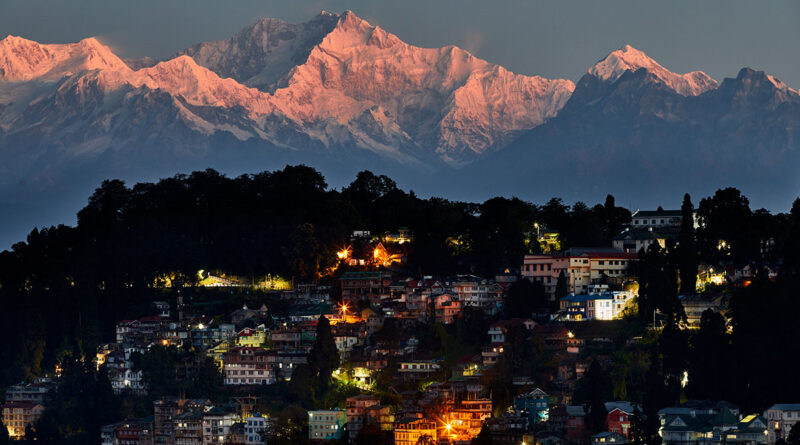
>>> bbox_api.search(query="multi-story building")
[346,395,382,440]
[153,399,211,445]
[765,404,800,444]
[398,361,442,381]
[223,347,275,385]
[308,409,347,441]
[340,271,392,304]
[105,418,155,445]
[605,402,636,438]
[514,388,550,424]
[4,378,57,405]
[202,406,238,445]
[244,413,271,445]
[394,417,437,445]
[2,401,45,439]
[446,397,493,441]
[434,294,462,324]
[631,209,693,229]
[522,249,637,297]
[235,326,267,348]
[174,411,204,445]
[447,275,503,311]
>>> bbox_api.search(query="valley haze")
[0,10,799,249]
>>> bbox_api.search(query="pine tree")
[677,194,698,293]
[555,270,568,302]
[308,315,339,387]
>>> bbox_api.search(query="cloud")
[462,30,486,56]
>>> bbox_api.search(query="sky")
[2,0,799,87]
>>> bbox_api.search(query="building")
[101,418,156,445]
[592,432,628,445]
[679,294,728,328]
[765,404,800,444]
[560,292,634,321]
[223,347,275,385]
[603,402,636,438]
[394,417,437,445]
[522,249,637,297]
[447,397,493,441]
[398,361,442,381]
[340,271,392,304]
[435,294,462,324]
[724,414,768,445]
[658,402,741,445]
[447,275,504,311]
[308,409,347,441]
[244,413,271,445]
[630,209,693,229]
[346,394,381,440]
[514,388,550,424]
[235,326,267,348]
[174,411,204,445]
[4,378,57,405]
[2,401,45,439]
[613,228,667,253]
[153,399,211,445]
[202,406,238,445]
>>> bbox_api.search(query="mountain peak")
[588,44,717,96]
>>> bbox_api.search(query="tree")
[554,270,568,303]
[574,360,612,430]
[676,194,698,293]
[504,279,547,318]
[637,243,683,326]
[416,434,436,445]
[308,315,339,387]
[686,309,730,400]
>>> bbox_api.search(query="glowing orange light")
[161,339,169,346]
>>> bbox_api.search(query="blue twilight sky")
[2,0,799,87]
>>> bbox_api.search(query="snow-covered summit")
[588,44,717,96]
[0,35,130,82]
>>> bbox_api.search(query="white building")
[202,408,238,445]
[765,404,800,444]
[522,249,637,297]
[244,413,272,445]
[308,409,346,441]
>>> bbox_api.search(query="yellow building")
[235,327,267,348]
[394,417,437,445]
[2,401,45,439]
[206,341,231,369]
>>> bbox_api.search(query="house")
[308,409,347,441]
[340,271,393,304]
[514,388,550,423]
[447,275,504,311]
[202,405,239,445]
[2,401,45,439]
[522,249,637,298]
[398,361,442,381]
[549,405,587,444]
[612,228,667,254]
[153,399,211,445]
[604,402,636,438]
[679,294,728,328]
[174,411,204,445]
[244,413,272,445]
[223,347,275,385]
[592,431,628,445]
[235,326,267,348]
[630,209,694,230]
[484,415,531,445]
[394,416,437,445]
[765,404,800,444]
[435,294,462,324]
[365,405,395,431]
[723,414,768,445]
[658,402,741,445]
[346,394,381,440]
[4,377,57,405]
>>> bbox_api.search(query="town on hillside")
[2,183,799,445]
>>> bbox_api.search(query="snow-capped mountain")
[0,10,799,249]
[588,45,718,96]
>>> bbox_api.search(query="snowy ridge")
[588,45,718,96]
[0,35,130,82]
